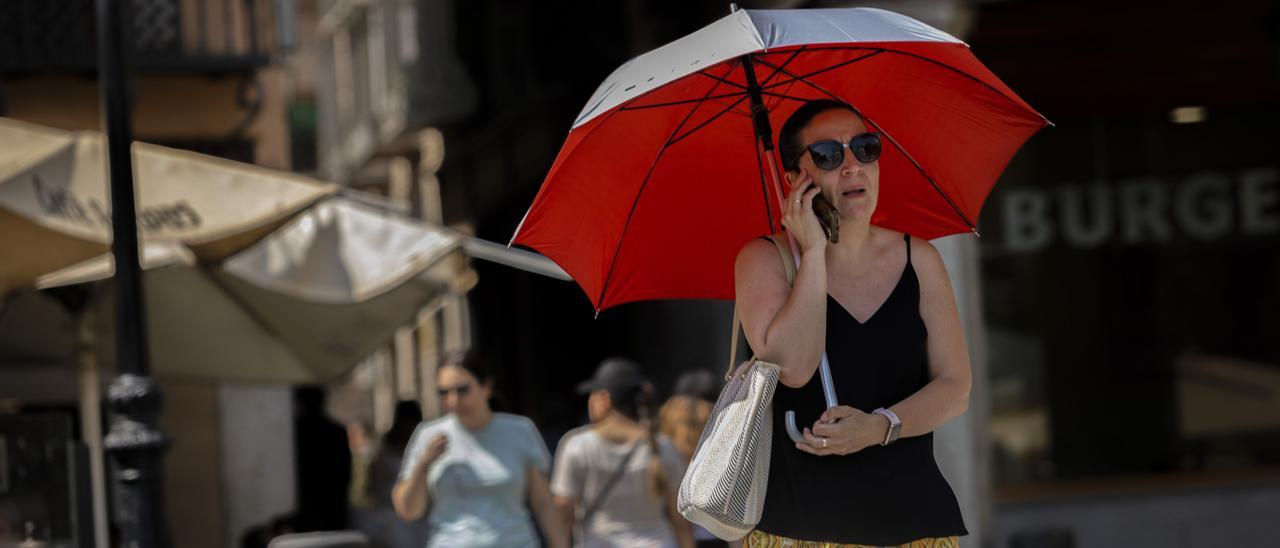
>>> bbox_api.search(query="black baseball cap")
[673,369,718,400]
[576,357,647,394]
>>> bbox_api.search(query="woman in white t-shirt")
[551,358,694,548]
[393,356,568,548]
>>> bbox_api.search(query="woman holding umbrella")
[511,6,1048,547]
[734,99,970,547]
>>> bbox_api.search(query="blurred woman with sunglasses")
[393,355,568,548]
[733,100,970,547]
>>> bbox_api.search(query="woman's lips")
[841,187,868,198]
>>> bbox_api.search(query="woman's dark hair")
[778,99,859,173]
[441,350,494,385]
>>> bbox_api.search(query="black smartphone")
[811,189,839,243]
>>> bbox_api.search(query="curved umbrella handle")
[784,352,839,444]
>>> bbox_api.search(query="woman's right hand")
[781,169,828,254]
[417,434,449,472]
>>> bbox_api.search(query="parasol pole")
[96,0,173,546]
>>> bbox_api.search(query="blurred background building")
[1,0,1277,547]
[1,1,300,546]
[0,1,474,546]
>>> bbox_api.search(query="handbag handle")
[726,236,797,379]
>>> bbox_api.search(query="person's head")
[576,357,652,423]
[658,394,713,461]
[672,369,718,402]
[778,99,882,223]
[384,400,423,450]
[577,357,669,499]
[392,400,423,427]
[437,353,494,420]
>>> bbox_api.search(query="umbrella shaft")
[740,54,774,152]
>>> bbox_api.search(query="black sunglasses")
[804,133,882,171]
[437,383,473,397]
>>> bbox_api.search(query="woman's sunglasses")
[804,132,882,171]
[437,383,473,397]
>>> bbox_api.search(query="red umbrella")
[512,7,1048,313]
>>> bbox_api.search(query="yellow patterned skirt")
[746,529,958,548]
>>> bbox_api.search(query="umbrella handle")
[783,352,839,444]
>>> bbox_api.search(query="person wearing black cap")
[551,358,695,548]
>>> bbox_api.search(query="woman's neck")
[457,408,494,431]
[830,218,875,263]
[594,413,646,444]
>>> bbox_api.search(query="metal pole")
[96,0,172,546]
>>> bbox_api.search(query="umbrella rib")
[621,90,748,111]
[668,94,750,146]
[758,46,807,88]
[760,91,810,103]
[595,66,742,312]
[757,47,807,110]
[760,50,883,92]
[769,45,1045,121]
[752,57,977,231]
[695,67,748,90]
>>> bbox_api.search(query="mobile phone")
[811,190,839,243]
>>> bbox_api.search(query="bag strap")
[726,235,799,379]
[581,441,642,533]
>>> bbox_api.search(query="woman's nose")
[841,147,864,173]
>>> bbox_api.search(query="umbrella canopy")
[512,8,1048,312]
[1,198,465,383]
[0,117,337,294]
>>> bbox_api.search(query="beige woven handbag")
[677,236,795,540]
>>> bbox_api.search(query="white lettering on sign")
[1059,184,1112,248]
[1241,168,1279,236]
[1001,167,1279,253]
[1003,189,1052,253]
[1176,171,1232,240]
[1119,177,1172,244]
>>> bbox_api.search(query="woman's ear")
[784,170,797,185]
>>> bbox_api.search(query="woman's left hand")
[795,406,887,456]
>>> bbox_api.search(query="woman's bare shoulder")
[735,234,785,270]
[905,235,951,290]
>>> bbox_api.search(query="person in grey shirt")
[551,358,694,548]
[393,356,568,548]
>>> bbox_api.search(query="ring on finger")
[821,438,828,449]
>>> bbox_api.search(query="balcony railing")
[0,0,279,74]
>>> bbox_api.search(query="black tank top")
[756,234,968,545]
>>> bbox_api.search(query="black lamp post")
[95,0,172,546]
